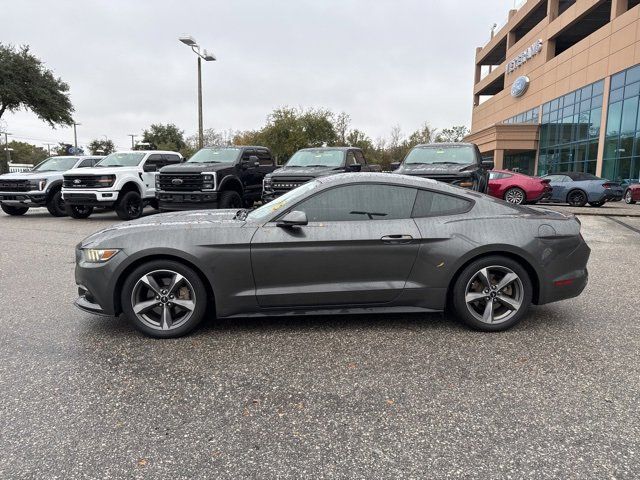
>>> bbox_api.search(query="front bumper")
[156,191,219,211]
[63,189,118,206]
[0,190,47,206]
[75,286,110,316]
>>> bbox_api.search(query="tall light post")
[128,134,137,149]
[73,122,81,151]
[1,131,11,173]
[179,35,216,149]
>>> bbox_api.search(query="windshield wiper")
[304,164,331,168]
[430,161,462,165]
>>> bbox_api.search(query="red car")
[624,184,640,204]
[488,169,552,205]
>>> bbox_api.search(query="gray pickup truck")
[262,147,380,202]
[0,155,103,216]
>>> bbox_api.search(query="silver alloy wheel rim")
[505,188,525,204]
[626,191,632,203]
[131,269,196,331]
[464,265,524,325]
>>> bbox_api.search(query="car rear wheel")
[451,256,532,331]
[567,190,587,207]
[625,189,636,204]
[504,187,526,205]
[46,190,67,217]
[115,191,143,220]
[65,204,94,219]
[219,190,242,209]
[1,204,29,216]
[588,201,605,207]
[121,260,208,338]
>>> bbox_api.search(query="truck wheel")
[66,204,94,219]
[219,190,242,209]
[116,191,143,220]
[46,190,67,217]
[1,204,29,216]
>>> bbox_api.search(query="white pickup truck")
[62,150,183,220]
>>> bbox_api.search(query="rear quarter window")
[411,189,473,217]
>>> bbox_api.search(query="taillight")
[602,183,612,189]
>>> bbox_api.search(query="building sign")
[506,39,543,74]
[511,76,530,98]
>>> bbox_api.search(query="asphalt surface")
[1,207,639,479]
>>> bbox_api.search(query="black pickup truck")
[392,143,493,193]
[262,147,380,202]
[156,146,277,210]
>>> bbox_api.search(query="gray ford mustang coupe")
[74,173,590,338]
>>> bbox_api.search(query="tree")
[4,141,48,165]
[54,142,83,156]
[435,125,470,143]
[0,44,75,172]
[88,138,115,155]
[141,123,186,152]
[334,112,351,145]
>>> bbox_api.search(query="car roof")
[298,146,360,152]
[317,172,439,188]
[114,150,182,155]
[413,142,475,148]
[557,171,600,181]
[493,169,527,176]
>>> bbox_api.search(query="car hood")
[64,166,138,176]
[80,209,245,247]
[270,165,343,177]
[395,163,477,175]
[0,170,60,180]
[160,162,234,174]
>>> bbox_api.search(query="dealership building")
[466,0,640,183]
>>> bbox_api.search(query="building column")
[611,0,628,20]
[547,0,559,22]
[596,77,611,177]
[494,149,505,170]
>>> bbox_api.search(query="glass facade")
[602,64,640,185]
[503,107,539,125]
[537,80,604,175]
[504,151,536,175]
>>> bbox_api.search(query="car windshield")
[405,145,476,165]
[188,148,241,164]
[31,156,79,172]
[246,180,321,222]
[96,152,145,167]
[286,150,344,168]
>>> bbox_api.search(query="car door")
[545,175,569,201]
[250,183,421,307]
[240,149,260,198]
[253,149,275,196]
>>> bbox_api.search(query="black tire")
[588,201,605,207]
[65,204,94,219]
[567,189,587,207]
[121,260,208,338]
[451,255,533,332]
[504,187,526,205]
[149,199,159,210]
[219,190,243,209]
[624,189,636,204]
[46,189,67,217]
[115,190,143,220]
[1,204,29,216]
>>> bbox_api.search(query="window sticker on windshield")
[271,202,285,212]
[436,150,445,154]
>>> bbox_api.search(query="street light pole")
[128,134,137,149]
[1,131,11,173]
[73,122,81,150]
[179,35,216,150]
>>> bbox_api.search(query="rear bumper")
[157,191,219,211]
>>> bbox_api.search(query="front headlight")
[83,248,120,263]
[202,172,217,191]
[95,175,116,188]
[30,179,47,191]
[263,175,273,187]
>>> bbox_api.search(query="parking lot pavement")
[1,209,639,479]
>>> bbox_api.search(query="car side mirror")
[349,163,362,172]
[143,163,157,172]
[276,210,308,228]
[242,155,260,169]
[390,161,401,170]
[481,160,495,169]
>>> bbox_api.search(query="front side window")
[165,154,182,164]
[411,190,472,217]
[405,145,476,165]
[354,151,366,165]
[32,156,79,172]
[257,150,274,166]
[291,184,417,222]
[97,152,145,167]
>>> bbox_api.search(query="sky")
[2,0,517,151]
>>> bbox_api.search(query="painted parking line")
[607,216,640,235]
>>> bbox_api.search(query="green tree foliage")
[53,142,82,156]
[4,140,48,165]
[0,44,74,126]
[141,123,186,152]
[435,125,470,143]
[88,138,116,155]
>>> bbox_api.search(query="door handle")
[381,234,414,244]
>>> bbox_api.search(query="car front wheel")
[115,191,143,220]
[121,260,208,338]
[1,204,29,216]
[46,190,67,217]
[219,190,242,209]
[567,190,587,207]
[65,204,94,219]
[451,256,532,331]
[625,189,636,204]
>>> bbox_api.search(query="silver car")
[542,172,624,207]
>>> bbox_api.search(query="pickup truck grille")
[271,176,315,194]
[157,173,204,192]
[0,180,30,192]
[64,175,105,188]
